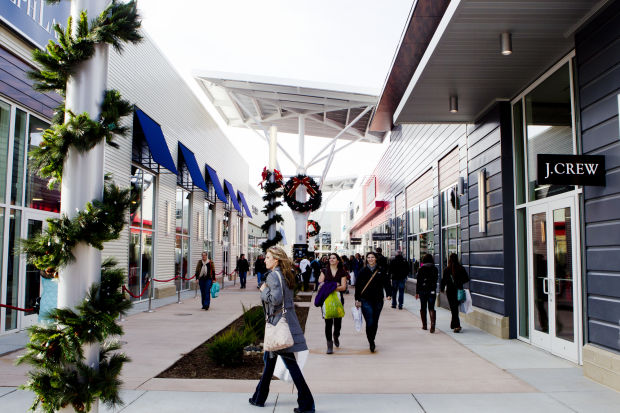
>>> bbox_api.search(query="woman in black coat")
[415,253,439,333]
[354,252,391,352]
[440,253,469,333]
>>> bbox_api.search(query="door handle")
[542,277,549,295]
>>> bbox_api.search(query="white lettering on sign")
[544,162,601,179]
[8,0,61,38]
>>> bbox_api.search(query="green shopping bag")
[322,291,345,319]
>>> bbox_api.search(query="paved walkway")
[1,283,619,412]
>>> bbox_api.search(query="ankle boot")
[420,310,427,330]
[334,335,340,348]
[430,310,436,333]
[326,341,333,354]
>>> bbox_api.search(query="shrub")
[206,327,255,367]
[242,304,265,341]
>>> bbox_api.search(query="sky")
[137,0,413,210]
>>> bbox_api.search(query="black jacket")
[416,263,438,294]
[440,266,469,301]
[254,258,266,274]
[389,255,409,281]
[355,266,391,303]
[237,258,250,272]
[376,253,388,272]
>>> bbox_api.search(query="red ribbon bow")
[258,167,283,189]
[287,176,317,198]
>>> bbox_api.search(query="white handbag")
[263,272,295,352]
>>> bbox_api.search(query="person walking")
[389,250,409,310]
[318,253,348,354]
[375,247,388,272]
[440,253,470,333]
[416,253,439,332]
[354,252,391,352]
[311,255,321,292]
[351,253,363,286]
[254,254,266,288]
[195,252,215,310]
[299,254,311,291]
[249,246,315,413]
[236,254,250,289]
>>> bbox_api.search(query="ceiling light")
[500,32,512,56]
[449,96,458,113]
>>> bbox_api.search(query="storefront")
[0,3,265,332]
[367,0,620,390]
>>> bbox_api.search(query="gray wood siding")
[576,0,620,352]
[0,45,62,118]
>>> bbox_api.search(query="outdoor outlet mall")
[1,0,620,392]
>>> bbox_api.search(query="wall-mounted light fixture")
[458,176,466,196]
[478,168,486,233]
[450,95,458,113]
[500,32,512,55]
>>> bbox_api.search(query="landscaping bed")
[157,305,309,379]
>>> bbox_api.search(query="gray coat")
[261,267,307,353]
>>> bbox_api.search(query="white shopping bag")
[351,306,363,332]
[459,289,474,314]
[350,271,356,286]
[273,350,308,383]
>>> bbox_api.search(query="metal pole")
[177,277,182,304]
[268,126,278,241]
[58,2,108,411]
[145,276,154,313]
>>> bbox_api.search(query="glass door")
[527,197,578,362]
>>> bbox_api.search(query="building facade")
[0,3,265,334]
[357,0,620,390]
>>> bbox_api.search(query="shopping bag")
[350,271,356,286]
[322,291,345,319]
[274,350,308,383]
[210,281,220,298]
[457,288,466,303]
[459,289,473,314]
[351,306,362,332]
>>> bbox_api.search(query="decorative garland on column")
[283,174,322,212]
[258,167,284,251]
[306,219,320,238]
[17,1,142,412]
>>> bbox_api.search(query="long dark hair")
[328,253,343,270]
[447,253,462,276]
[422,253,434,264]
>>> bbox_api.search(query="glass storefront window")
[128,166,156,300]
[175,187,191,290]
[513,101,526,205]
[441,186,460,267]
[407,197,435,276]
[11,109,26,206]
[203,201,214,259]
[5,209,21,330]
[525,63,574,201]
[0,102,10,204]
[25,116,60,212]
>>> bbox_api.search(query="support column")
[293,116,309,258]
[268,126,278,241]
[58,2,108,411]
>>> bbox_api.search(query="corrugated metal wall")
[576,0,620,352]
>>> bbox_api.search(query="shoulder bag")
[263,272,295,352]
[360,270,379,296]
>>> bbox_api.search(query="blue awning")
[237,191,253,218]
[134,109,178,174]
[205,164,227,203]
[223,180,242,212]
[178,143,208,192]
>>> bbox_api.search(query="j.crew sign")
[538,154,605,186]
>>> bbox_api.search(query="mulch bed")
[157,305,309,380]
[293,294,312,302]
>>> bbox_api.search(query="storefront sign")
[350,237,362,245]
[538,154,605,186]
[372,233,393,241]
[1,1,70,49]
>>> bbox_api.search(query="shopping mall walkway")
[1,282,619,412]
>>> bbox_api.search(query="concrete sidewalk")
[1,287,619,412]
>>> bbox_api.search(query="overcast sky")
[138,0,413,210]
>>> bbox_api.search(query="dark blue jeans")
[251,351,314,410]
[391,279,405,308]
[418,291,436,312]
[198,278,212,308]
[256,272,263,286]
[239,271,247,287]
[361,299,384,344]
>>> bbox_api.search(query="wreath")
[306,220,320,238]
[283,174,322,212]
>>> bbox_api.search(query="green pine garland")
[260,170,284,251]
[17,259,132,413]
[16,1,143,412]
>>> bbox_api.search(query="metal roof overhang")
[350,200,388,233]
[390,0,605,124]
[194,71,385,143]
